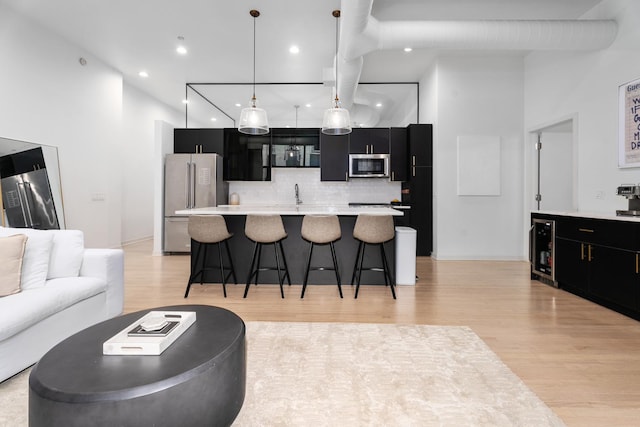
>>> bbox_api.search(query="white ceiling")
[1,0,603,128]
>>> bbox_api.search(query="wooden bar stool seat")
[185,215,237,298]
[300,215,343,298]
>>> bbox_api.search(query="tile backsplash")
[227,168,401,205]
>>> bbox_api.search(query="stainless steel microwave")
[348,153,390,178]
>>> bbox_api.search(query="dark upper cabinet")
[349,128,390,154]
[389,127,408,182]
[270,128,320,168]
[408,124,433,167]
[223,128,271,181]
[0,147,46,178]
[174,129,224,154]
[320,133,349,181]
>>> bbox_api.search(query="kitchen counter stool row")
[184,213,397,299]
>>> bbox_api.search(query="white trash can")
[394,226,416,285]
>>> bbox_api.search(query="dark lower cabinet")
[555,237,589,294]
[589,245,638,312]
[408,166,432,256]
[541,213,640,320]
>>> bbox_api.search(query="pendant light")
[239,9,269,135]
[285,105,301,162]
[321,10,352,136]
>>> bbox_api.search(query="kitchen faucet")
[295,183,302,205]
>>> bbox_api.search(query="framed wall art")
[619,77,640,168]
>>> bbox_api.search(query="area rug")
[0,322,565,427]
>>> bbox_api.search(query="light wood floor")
[124,239,640,426]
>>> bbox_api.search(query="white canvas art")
[457,135,501,196]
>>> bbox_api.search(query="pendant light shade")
[239,10,269,135]
[322,10,351,136]
[238,97,269,135]
[322,106,351,135]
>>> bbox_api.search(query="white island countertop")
[176,204,404,216]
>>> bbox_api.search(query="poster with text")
[619,77,640,168]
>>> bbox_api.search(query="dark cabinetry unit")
[270,128,320,168]
[223,129,271,181]
[389,127,408,182]
[530,217,556,286]
[0,147,46,178]
[174,129,224,154]
[349,128,389,154]
[538,213,640,320]
[402,124,433,256]
[320,133,349,182]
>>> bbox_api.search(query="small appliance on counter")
[616,184,640,216]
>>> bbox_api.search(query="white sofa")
[0,226,124,382]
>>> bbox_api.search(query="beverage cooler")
[530,218,556,287]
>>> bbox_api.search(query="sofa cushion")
[0,234,27,297]
[47,230,84,279]
[0,277,107,342]
[0,227,52,290]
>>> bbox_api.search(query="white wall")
[429,55,525,260]
[524,0,640,215]
[122,83,184,244]
[0,4,122,248]
[0,5,187,248]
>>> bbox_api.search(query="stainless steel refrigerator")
[163,153,227,253]
[1,168,59,229]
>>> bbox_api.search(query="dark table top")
[29,305,245,403]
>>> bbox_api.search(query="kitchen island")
[176,205,403,290]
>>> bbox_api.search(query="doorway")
[528,117,576,212]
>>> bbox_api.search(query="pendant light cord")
[334,11,340,105]
[252,15,256,101]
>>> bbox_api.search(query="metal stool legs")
[300,241,343,299]
[185,239,237,298]
[351,241,396,299]
[243,240,290,298]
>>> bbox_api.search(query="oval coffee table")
[29,305,246,427]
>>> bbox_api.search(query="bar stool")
[185,215,237,298]
[351,214,396,299]
[243,214,291,298]
[300,215,343,299]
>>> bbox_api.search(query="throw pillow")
[0,234,28,297]
[47,229,84,279]
[0,227,53,290]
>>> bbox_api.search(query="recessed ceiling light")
[138,71,149,78]
[289,45,300,54]
[235,103,242,107]
[182,99,189,104]
[375,103,382,107]
[404,47,413,52]
[305,104,312,108]
[211,117,217,122]
[176,46,188,55]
